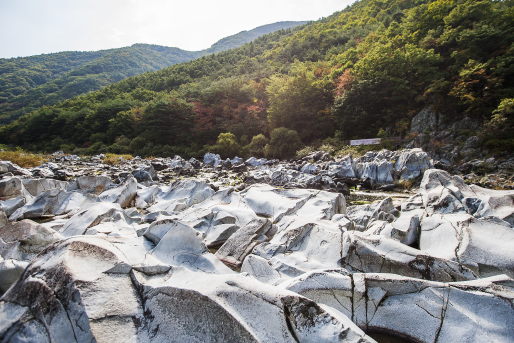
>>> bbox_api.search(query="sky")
[0,0,356,59]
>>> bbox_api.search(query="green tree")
[266,62,334,143]
[249,134,268,157]
[265,127,302,159]
[215,132,240,158]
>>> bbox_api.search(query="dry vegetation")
[102,153,134,165]
[0,150,48,168]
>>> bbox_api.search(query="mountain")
[206,21,308,54]
[1,0,513,159]
[0,21,307,124]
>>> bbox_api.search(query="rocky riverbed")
[0,149,513,342]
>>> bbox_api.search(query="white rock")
[59,202,124,237]
[99,175,137,208]
[146,180,214,214]
[342,231,477,281]
[420,213,514,278]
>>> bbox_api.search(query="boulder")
[394,148,432,181]
[203,152,222,167]
[231,156,243,165]
[175,187,258,247]
[342,231,477,281]
[9,188,69,221]
[282,271,514,343]
[0,235,375,343]
[0,219,63,261]
[146,180,214,214]
[420,213,514,278]
[22,178,67,197]
[245,157,268,166]
[75,175,113,194]
[215,218,275,268]
[99,175,137,208]
[59,202,124,237]
[0,177,23,199]
[300,163,319,175]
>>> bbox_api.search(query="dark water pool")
[366,331,415,343]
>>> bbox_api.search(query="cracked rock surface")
[0,155,513,342]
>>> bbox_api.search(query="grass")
[0,150,48,168]
[102,153,134,165]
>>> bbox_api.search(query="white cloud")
[0,0,355,58]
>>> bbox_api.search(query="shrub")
[215,133,240,158]
[296,145,316,159]
[265,127,302,160]
[0,150,47,168]
[129,136,147,154]
[249,134,268,157]
[103,153,134,165]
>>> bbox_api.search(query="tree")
[215,133,240,158]
[265,127,302,159]
[266,62,335,143]
[249,134,268,157]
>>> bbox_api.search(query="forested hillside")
[0,21,306,124]
[1,0,513,159]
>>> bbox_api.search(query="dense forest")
[0,0,513,159]
[0,21,306,124]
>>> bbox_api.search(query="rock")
[99,175,137,208]
[168,155,186,169]
[203,152,222,167]
[357,160,394,184]
[419,169,473,214]
[410,107,442,133]
[336,182,351,195]
[300,163,319,175]
[379,208,424,245]
[240,254,283,284]
[22,178,67,197]
[463,136,480,150]
[420,213,514,278]
[151,159,169,171]
[0,195,28,217]
[9,188,69,221]
[251,216,347,273]
[131,168,153,182]
[282,271,514,343]
[346,203,378,232]
[75,175,113,194]
[215,218,274,268]
[394,148,432,180]
[0,177,22,199]
[0,258,29,294]
[0,209,7,228]
[175,187,258,247]
[231,156,243,165]
[53,191,98,216]
[146,180,214,214]
[31,167,54,178]
[134,184,160,209]
[342,231,477,281]
[189,157,201,169]
[245,156,268,166]
[59,202,124,237]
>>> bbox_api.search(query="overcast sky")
[0,0,356,59]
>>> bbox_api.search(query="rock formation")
[0,152,513,342]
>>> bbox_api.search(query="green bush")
[249,134,268,157]
[265,127,302,160]
[215,132,240,158]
